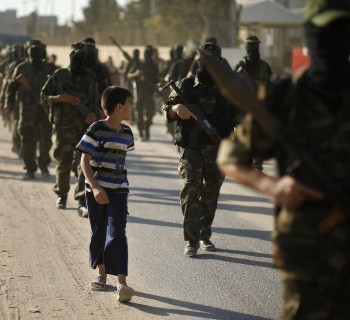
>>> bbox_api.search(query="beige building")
[237,0,307,74]
[0,9,57,40]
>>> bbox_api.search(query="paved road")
[0,114,282,320]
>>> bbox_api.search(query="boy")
[76,86,135,302]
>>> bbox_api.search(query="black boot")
[22,171,35,180]
[56,196,67,209]
[184,240,199,257]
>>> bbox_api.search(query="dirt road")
[0,114,279,320]
[0,120,170,320]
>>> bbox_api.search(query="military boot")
[184,240,199,257]
[22,171,35,180]
[56,196,67,209]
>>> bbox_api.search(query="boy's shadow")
[127,291,270,319]
[102,287,270,318]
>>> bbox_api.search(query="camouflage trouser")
[273,207,350,319]
[135,90,156,138]
[166,121,175,142]
[12,107,21,155]
[53,124,86,199]
[178,146,224,241]
[18,108,52,173]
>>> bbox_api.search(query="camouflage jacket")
[164,76,244,148]
[235,56,272,89]
[40,68,100,126]
[6,60,52,112]
[218,69,350,215]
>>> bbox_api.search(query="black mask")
[28,46,42,67]
[305,19,350,96]
[70,52,87,76]
[85,46,97,68]
[246,44,260,65]
[196,60,215,87]
[85,52,97,68]
[144,48,153,62]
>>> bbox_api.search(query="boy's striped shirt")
[76,120,134,192]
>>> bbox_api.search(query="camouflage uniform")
[69,38,112,178]
[0,45,24,157]
[164,44,243,248]
[235,36,272,172]
[40,43,100,204]
[217,1,350,316]
[235,56,272,90]
[6,40,53,178]
[128,46,159,140]
[82,38,112,96]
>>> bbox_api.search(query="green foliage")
[74,0,235,46]
[75,0,121,42]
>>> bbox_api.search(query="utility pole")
[150,0,157,16]
[229,0,239,47]
[71,0,75,36]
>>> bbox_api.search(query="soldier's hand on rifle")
[85,112,97,124]
[172,104,197,120]
[54,92,80,106]
[271,176,324,209]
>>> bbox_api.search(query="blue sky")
[0,0,128,25]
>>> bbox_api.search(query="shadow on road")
[219,192,270,204]
[129,291,271,319]
[130,186,179,206]
[128,216,271,244]
[218,202,273,216]
[214,227,271,241]
[195,252,273,269]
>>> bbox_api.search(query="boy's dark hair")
[101,86,132,115]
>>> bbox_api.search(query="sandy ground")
[0,121,161,320]
[0,113,279,320]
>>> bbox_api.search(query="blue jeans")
[86,190,129,276]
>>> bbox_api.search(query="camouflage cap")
[200,43,222,57]
[304,0,350,27]
[70,42,87,54]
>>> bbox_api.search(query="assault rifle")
[109,36,133,63]
[202,54,348,234]
[161,79,221,146]
[69,90,91,119]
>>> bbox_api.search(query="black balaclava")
[81,37,96,68]
[85,45,97,68]
[196,60,215,87]
[69,51,87,76]
[174,44,184,61]
[133,49,140,61]
[305,18,350,97]
[144,46,154,63]
[28,45,43,68]
[246,43,260,66]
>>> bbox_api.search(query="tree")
[75,0,122,43]
[72,0,235,47]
